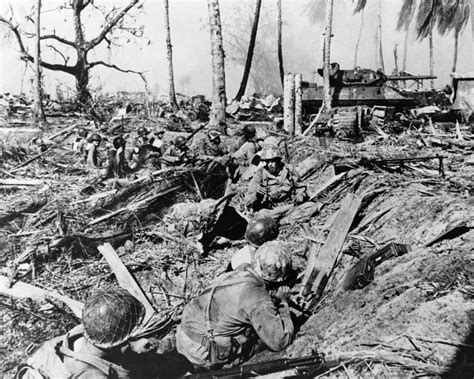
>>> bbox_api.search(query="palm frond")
[353,0,367,14]
[396,0,416,31]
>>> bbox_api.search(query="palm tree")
[164,0,178,111]
[435,0,470,73]
[235,0,262,101]
[353,8,365,68]
[34,0,45,125]
[277,0,284,87]
[207,0,227,132]
[322,0,334,110]
[377,0,385,72]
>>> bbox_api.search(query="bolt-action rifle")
[183,352,339,378]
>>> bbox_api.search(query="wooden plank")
[301,192,363,304]
[0,275,83,318]
[97,243,156,320]
[0,178,43,186]
[308,172,347,201]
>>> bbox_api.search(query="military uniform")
[176,266,294,369]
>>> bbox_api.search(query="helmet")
[89,133,102,142]
[175,136,186,147]
[252,241,291,283]
[78,127,88,138]
[137,126,149,136]
[245,218,279,247]
[208,129,220,141]
[113,136,126,149]
[260,147,282,161]
[82,287,145,349]
[243,125,256,138]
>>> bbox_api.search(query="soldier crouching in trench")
[245,146,321,226]
[176,241,295,370]
[15,287,192,379]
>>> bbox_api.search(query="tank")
[302,63,417,138]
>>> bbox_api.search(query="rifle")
[183,122,209,146]
[183,352,339,378]
[360,155,445,177]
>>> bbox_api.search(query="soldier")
[102,136,131,179]
[162,135,194,166]
[151,127,166,155]
[228,125,262,183]
[72,127,89,154]
[16,287,189,378]
[85,133,103,168]
[229,217,279,270]
[176,241,294,370]
[198,129,225,161]
[245,147,321,225]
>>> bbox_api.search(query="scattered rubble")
[0,89,473,377]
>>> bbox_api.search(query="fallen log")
[309,172,347,201]
[97,243,156,321]
[44,123,83,142]
[9,147,52,172]
[0,275,83,318]
[301,192,363,307]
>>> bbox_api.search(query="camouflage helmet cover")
[252,241,291,283]
[82,287,145,349]
[260,147,282,161]
[245,218,279,247]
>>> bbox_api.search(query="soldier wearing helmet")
[102,136,131,179]
[151,127,166,155]
[176,240,294,370]
[162,135,195,167]
[246,146,308,215]
[198,129,226,164]
[229,217,279,270]
[85,133,103,168]
[72,126,89,154]
[16,286,189,378]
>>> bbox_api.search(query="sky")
[0,0,473,99]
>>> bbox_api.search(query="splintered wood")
[301,192,362,307]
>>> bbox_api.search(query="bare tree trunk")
[164,0,178,110]
[429,29,434,89]
[283,73,295,134]
[393,44,399,74]
[323,0,334,111]
[207,0,227,132]
[452,29,459,73]
[402,27,409,74]
[277,0,284,88]
[34,0,45,125]
[294,73,303,135]
[471,0,474,42]
[235,0,262,101]
[353,9,364,68]
[377,0,385,72]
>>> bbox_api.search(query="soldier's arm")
[86,146,96,168]
[247,295,294,351]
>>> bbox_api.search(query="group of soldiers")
[17,123,325,378]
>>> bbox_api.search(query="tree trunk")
[452,29,459,73]
[429,29,434,89]
[471,0,474,42]
[402,27,409,74]
[323,0,334,111]
[75,56,91,105]
[277,0,284,88]
[207,0,227,133]
[164,0,178,110]
[393,44,399,87]
[294,73,303,135]
[234,0,262,102]
[353,9,364,68]
[33,0,45,125]
[377,0,385,72]
[284,73,295,134]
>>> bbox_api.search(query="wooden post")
[294,73,303,135]
[284,73,295,134]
